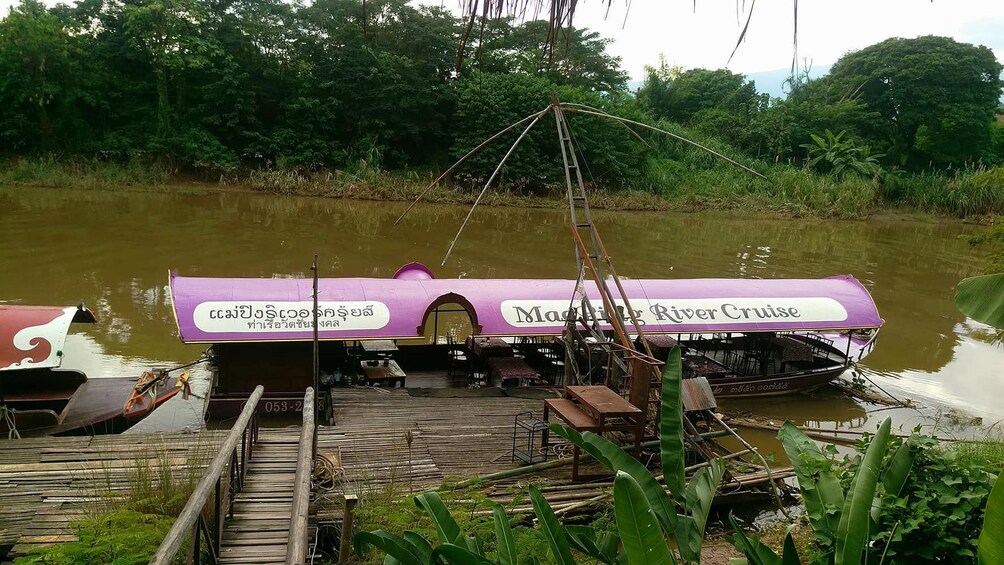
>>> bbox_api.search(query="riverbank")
[2,157,1001,220]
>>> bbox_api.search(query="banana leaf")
[565,525,620,565]
[414,492,464,545]
[613,471,677,565]
[676,460,727,562]
[781,532,801,565]
[353,530,426,565]
[979,472,1004,565]
[550,424,677,533]
[726,513,781,565]
[661,345,686,501]
[492,504,518,565]
[777,422,844,545]
[956,273,1004,328]
[430,543,498,565]
[414,491,481,555]
[403,532,434,564]
[834,417,891,565]
[529,485,577,565]
[871,438,918,523]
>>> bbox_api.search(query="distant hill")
[746,65,831,99]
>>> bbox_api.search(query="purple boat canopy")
[168,264,883,344]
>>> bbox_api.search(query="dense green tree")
[637,63,761,123]
[472,19,628,92]
[821,36,1003,167]
[0,0,81,152]
[451,72,646,191]
[119,0,221,139]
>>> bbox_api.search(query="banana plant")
[732,417,914,565]
[550,345,727,563]
[979,472,1004,565]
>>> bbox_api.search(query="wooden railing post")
[338,495,358,564]
[286,387,316,564]
[151,385,264,565]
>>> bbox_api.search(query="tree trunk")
[155,67,171,138]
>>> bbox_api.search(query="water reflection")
[0,186,999,422]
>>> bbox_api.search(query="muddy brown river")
[2,186,1001,440]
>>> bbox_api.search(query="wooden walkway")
[0,430,228,562]
[319,388,551,494]
[218,428,302,565]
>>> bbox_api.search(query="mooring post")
[339,494,359,564]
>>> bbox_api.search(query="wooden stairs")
[218,428,303,564]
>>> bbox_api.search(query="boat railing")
[150,385,264,565]
[286,387,316,564]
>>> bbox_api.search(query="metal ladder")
[552,96,629,384]
[551,96,663,428]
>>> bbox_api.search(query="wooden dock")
[319,388,551,494]
[0,430,227,561]
[1,386,794,564]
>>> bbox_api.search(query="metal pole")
[311,255,321,429]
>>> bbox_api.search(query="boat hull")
[705,365,848,398]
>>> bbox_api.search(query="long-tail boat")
[0,304,183,436]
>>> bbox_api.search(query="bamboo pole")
[394,108,550,225]
[441,109,550,265]
[562,107,767,179]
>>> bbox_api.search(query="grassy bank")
[2,157,1002,219]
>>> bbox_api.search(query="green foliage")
[752,421,1000,565]
[957,273,1004,328]
[870,437,996,563]
[800,130,883,178]
[726,513,802,565]
[821,36,1004,168]
[470,19,628,92]
[613,471,676,565]
[12,509,174,565]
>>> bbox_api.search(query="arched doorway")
[415,293,480,345]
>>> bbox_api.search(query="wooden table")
[542,385,645,480]
[360,360,406,388]
[359,340,398,353]
[487,357,539,386]
[467,337,513,357]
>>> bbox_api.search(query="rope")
[1,406,19,440]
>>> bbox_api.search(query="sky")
[569,0,1004,81]
[2,0,1001,84]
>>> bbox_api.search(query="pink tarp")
[169,264,883,343]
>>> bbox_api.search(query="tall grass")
[881,166,1004,216]
[0,156,170,188]
[4,155,1001,219]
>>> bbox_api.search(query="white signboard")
[192,301,390,333]
[500,297,848,328]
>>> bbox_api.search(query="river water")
[1,186,1001,437]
